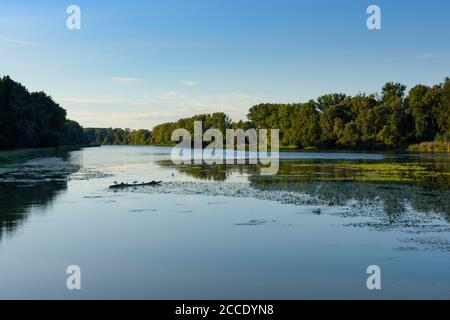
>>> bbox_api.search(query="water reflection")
[0,146,449,298]
[157,157,450,225]
[157,156,450,186]
[1,148,449,246]
[252,181,450,223]
[0,182,68,239]
[0,153,80,239]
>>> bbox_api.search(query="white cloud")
[181,80,200,87]
[112,77,145,83]
[0,36,37,46]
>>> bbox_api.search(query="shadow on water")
[0,152,81,240]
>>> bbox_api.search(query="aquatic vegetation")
[0,157,81,185]
[234,219,271,226]
[129,209,158,213]
[161,157,450,187]
[336,162,450,183]
[69,169,113,181]
[116,178,450,252]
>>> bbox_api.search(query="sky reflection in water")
[0,146,449,299]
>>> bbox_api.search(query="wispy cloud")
[112,77,145,84]
[181,80,200,87]
[57,98,149,106]
[0,36,38,46]
[67,109,179,129]
[58,91,278,129]
[414,53,448,60]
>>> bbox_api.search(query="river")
[0,145,449,299]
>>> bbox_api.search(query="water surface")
[0,146,449,299]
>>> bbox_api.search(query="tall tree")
[0,76,86,150]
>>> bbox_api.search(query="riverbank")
[0,144,100,164]
[407,141,450,153]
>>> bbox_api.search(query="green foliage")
[148,78,450,150]
[4,76,449,151]
[406,85,438,141]
[244,79,446,149]
[84,128,153,145]
[408,141,450,153]
[151,112,232,146]
[436,78,450,141]
[247,102,320,147]
[60,120,86,146]
[0,76,86,149]
[316,93,347,112]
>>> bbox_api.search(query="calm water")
[0,146,449,299]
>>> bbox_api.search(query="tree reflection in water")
[0,153,80,240]
[157,157,450,223]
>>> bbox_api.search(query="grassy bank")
[0,144,99,164]
[408,141,450,153]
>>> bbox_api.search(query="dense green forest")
[151,79,450,150]
[3,76,449,151]
[85,113,231,147]
[0,76,87,150]
[151,112,232,145]
[84,128,152,145]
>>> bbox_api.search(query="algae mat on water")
[337,163,450,182]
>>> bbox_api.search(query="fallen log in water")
[109,181,162,189]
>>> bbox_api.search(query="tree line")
[3,75,448,151]
[0,76,87,150]
[151,113,232,145]
[150,78,450,150]
[84,114,231,147]
[84,128,152,146]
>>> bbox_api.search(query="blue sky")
[1,0,449,129]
